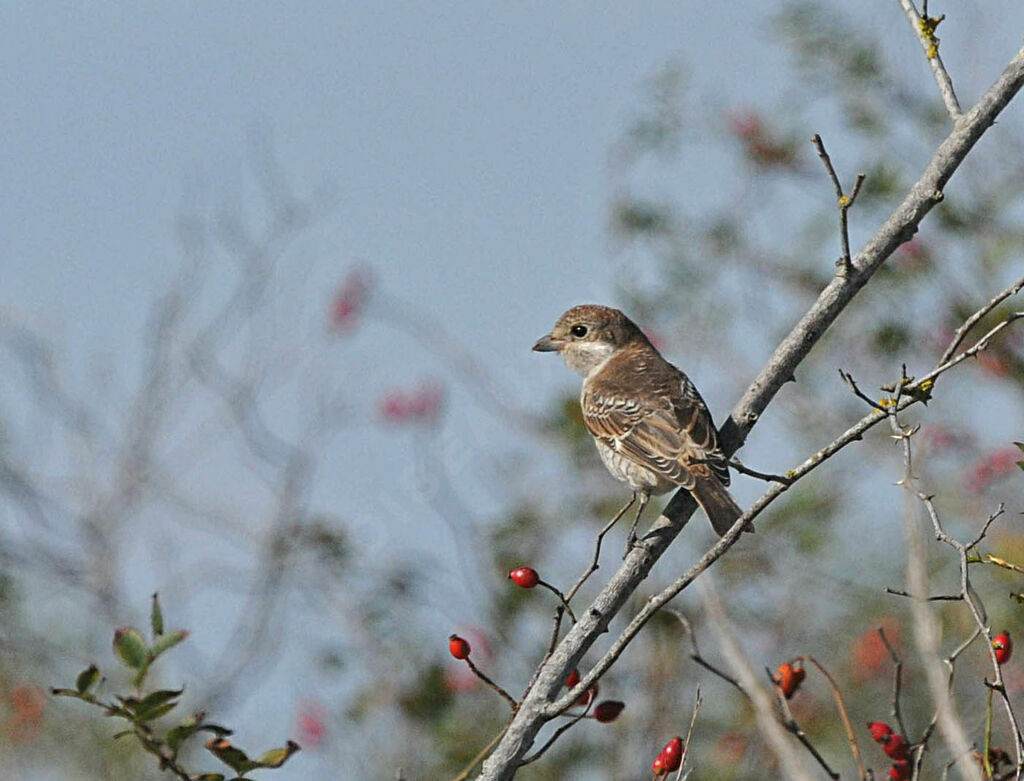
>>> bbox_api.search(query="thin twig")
[517,703,592,766]
[811,135,868,276]
[886,587,963,601]
[803,655,867,779]
[725,457,793,485]
[896,0,963,121]
[769,671,840,780]
[676,687,703,781]
[465,657,518,711]
[878,627,910,744]
[839,368,889,412]
[671,611,745,693]
[563,495,635,604]
[448,717,514,781]
[939,274,1024,363]
[537,579,576,623]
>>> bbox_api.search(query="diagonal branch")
[476,45,1024,781]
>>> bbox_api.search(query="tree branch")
[475,45,1024,781]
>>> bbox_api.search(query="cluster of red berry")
[867,722,910,779]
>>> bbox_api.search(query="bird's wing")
[582,373,730,489]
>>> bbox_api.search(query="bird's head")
[533,304,646,376]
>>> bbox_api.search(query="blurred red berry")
[576,682,598,707]
[508,566,540,589]
[566,668,580,688]
[773,661,805,699]
[651,754,666,775]
[852,620,900,681]
[448,634,471,660]
[592,700,625,723]
[965,446,1021,491]
[379,382,444,424]
[881,732,908,761]
[868,721,894,742]
[994,631,1013,665]
[729,110,762,139]
[889,760,912,780]
[658,736,683,772]
[296,700,327,749]
[328,267,373,333]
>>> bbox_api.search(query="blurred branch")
[477,45,1024,779]
[896,0,963,121]
[699,579,817,780]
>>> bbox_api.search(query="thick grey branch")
[476,47,1024,781]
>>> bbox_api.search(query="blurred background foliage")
[2,1,1023,779]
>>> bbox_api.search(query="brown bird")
[533,304,744,541]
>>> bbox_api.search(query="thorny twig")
[878,626,911,742]
[883,375,1023,778]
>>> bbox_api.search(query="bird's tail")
[692,477,751,536]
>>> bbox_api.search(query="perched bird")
[533,304,744,540]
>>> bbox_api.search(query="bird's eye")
[570,325,588,338]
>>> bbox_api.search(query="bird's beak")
[532,334,563,352]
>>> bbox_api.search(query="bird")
[533,304,745,543]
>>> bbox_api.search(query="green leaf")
[112,627,148,669]
[112,729,134,740]
[151,592,164,637]
[151,630,189,660]
[74,664,100,694]
[206,738,252,772]
[135,701,178,722]
[136,688,183,713]
[256,740,301,768]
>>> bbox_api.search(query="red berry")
[993,631,1012,665]
[448,634,471,660]
[889,760,912,780]
[868,721,894,742]
[592,700,625,723]
[651,754,666,775]
[881,732,908,761]
[658,737,683,772]
[576,682,598,707]
[773,661,805,699]
[566,668,580,688]
[508,566,540,589]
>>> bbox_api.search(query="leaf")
[135,701,177,722]
[75,664,100,695]
[112,729,134,740]
[136,688,183,712]
[206,737,252,773]
[112,627,148,669]
[151,630,189,660]
[255,740,301,768]
[151,592,164,637]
